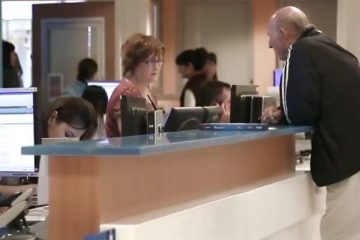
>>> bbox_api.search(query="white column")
[114,0,151,78]
[337,0,360,59]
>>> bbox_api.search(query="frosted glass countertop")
[22,126,311,156]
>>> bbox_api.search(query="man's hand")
[261,106,283,124]
[219,102,230,123]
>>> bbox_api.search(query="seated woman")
[37,97,98,205]
[197,81,231,123]
[82,85,108,139]
[106,33,165,137]
[176,47,209,107]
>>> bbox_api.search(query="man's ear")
[279,27,286,39]
[281,27,297,46]
[48,110,58,125]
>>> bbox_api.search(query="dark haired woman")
[82,85,108,139]
[2,40,21,88]
[176,47,209,107]
[38,97,97,205]
[204,52,218,81]
[62,58,98,97]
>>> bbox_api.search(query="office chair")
[0,188,36,231]
[0,201,27,228]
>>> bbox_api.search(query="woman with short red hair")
[106,33,165,137]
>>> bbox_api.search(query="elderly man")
[263,6,360,240]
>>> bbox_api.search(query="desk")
[101,173,325,240]
[22,126,311,240]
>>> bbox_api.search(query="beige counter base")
[101,173,325,240]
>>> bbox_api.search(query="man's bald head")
[271,6,309,37]
[267,6,310,60]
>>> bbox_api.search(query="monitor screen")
[203,106,222,123]
[163,106,222,132]
[230,85,259,123]
[273,69,282,86]
[120,95,148,137]
[87,81,120,99]
[0,88,37,176]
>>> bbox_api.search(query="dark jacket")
[2,40,21,88]
[3,68,21,88]
[180,73,208,107]
[282,26,360,186]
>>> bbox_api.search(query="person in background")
[204,52,218,81]
[10,52,23,87]
[197,81,231,123]
[2,40,21,88]
[106,33,165,138]
[82,85,108,139]
[38,97,97,205]
[176,47,209,107]
[62,58,98,97]
[263,6,360,240]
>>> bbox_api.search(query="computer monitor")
[0,88,37,176]
[230,85,259,123]
[163,106,222,132]
[87,80,120,99]
[203,106,223,123]
[120,95,148,136]
[273,68,282,86]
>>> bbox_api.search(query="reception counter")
[22,126,312,240]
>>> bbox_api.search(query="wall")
[252,0,337,95]
[253,0,277,95]
[161,0,178,97]
[32,2,115,89]
[2,0,338,103]
[337,0,360,59]
[111,0,338,102]
[114,0,151,78]
[280,0,337,40]
[181,0,252,87]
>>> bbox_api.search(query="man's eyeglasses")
[143,59,164,66]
